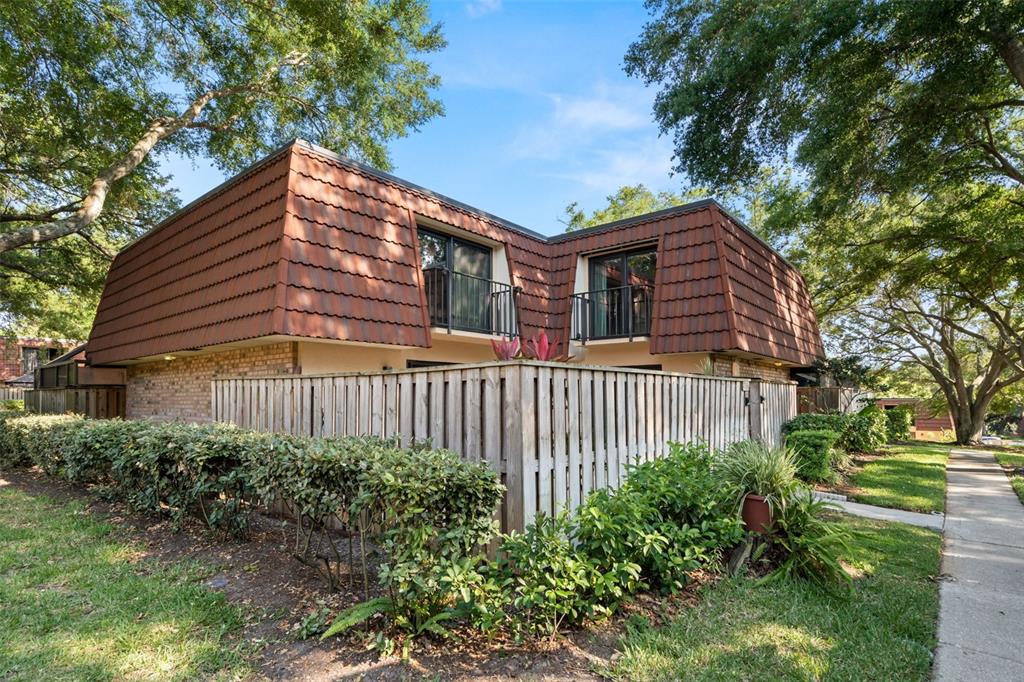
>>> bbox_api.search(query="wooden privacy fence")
[0,387,25,402]
[212,361,796,532]
[796,386,864,414]
[24,387,126,419]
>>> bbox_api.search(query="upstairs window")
[417,227,517,336]
[573,247,657,341]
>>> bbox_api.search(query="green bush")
[782,413,847,435]
[0,399,23,410]
[362,443,504,632]
[575,442,743,595]
[786,430,841,481]
[884,405,915,442]
[844,404,889,453]
[0,413,85,469]
[783,407,888,454]
[0,413,506,643]
[496,512,621,638]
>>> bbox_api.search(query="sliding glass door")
[586,248,656,338]
[419,229,493,332]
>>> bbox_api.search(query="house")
[875,397,954,440]
[84,140,824,422]
[1,337,72,387]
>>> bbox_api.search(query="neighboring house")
[876,397,954,440]
[1,337,71,386]
[33,344,126,390]
[85,140,824,422]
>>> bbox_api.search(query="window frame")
[587,245,657,293]
[417,227,492,281]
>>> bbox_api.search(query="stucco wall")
[569,342,709,373]
[297,335,498,374]
[126,342,299,422]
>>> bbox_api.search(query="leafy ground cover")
[611,516,942,681]
[842,443,951,513]
[0,480,250,681]
[992,451,1024,505]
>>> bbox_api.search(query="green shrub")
[363,444,504,633]
[715,440,799,513]
[0,413,506,643]
[0,413,85,469]
[575,442,743,594]
[885,405,915,442]
[844,404,888,453]
[786,430,841,481]
[0,399,23,410]
[497,512,619,638]
[782,413,847,435]
[783,408,888,454]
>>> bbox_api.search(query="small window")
[20,347,39,374]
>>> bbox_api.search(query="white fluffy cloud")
[465,0,501,18]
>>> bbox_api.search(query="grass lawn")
[845,443,951,513]
[611,516,941,681]
[0,482,251,681]
[992,451,1024,505]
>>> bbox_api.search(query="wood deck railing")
[212,360,796,532]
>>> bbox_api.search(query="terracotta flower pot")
[741,494,773,534]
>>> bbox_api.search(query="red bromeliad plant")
[491,337,521,360]
[523,330,561,361]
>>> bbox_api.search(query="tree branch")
[0,51,308,254]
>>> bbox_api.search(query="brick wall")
[1,338,70,382]
[711,354,792,383]
[126,342,299,422]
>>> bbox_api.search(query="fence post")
[748,378,763,442]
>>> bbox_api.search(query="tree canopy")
[627,0,1024,201]
[561,184,693,231]
[0,0,445,336]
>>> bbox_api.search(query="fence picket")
[208,361,794,533]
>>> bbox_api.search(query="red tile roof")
[87,140,824,366]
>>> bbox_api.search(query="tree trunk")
[952,410,985,445]
[996,32,1024,90]
[948,391,996,445]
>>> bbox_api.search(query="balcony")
[571,284,654,342]
[422,267,519,336]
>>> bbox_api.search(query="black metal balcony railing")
[571,284,654,341]
[423,267,519,336]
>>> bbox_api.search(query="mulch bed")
[0,467,695,680]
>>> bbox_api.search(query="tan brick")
[126,342,298,422]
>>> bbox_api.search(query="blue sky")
[158,0,683,237]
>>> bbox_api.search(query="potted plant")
[716,441,799,534]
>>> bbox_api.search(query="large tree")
[627,0,1024,442]
[0,0,444,336]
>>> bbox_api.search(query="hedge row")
[0,412,503,631]
[783,404,895,481]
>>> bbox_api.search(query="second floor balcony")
[571,284,654,342]
[423,267,519,337]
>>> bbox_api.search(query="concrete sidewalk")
[934,449,1024,681]
[814,495,944,531]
